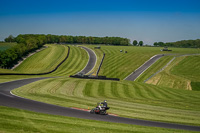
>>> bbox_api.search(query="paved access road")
[125,54,164,81]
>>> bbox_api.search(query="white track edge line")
[123,54,159,80]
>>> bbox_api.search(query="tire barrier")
[96,53,105,76]
[70,75,120,81]
[0,46,70,75]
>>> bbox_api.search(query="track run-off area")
[0,45,200,132]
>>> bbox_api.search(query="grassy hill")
[14,44,68,73]
[90,46,198,80]
[12,77,200,126]
[1,44,200,132]
[145,55,200,90]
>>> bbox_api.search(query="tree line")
[6,34,131,46]
[153,39,200,48]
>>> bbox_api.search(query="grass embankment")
[146,55,200,90]
[0,42,17,51]
[14,44,68,73]
[13,77,200,126]
[0,45,88,82]
[1,106,192,133]
[97,46,198,80]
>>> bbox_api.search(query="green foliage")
[132,40,138,46]
[139,41,143,46]
[44,34,131,46]
[1,34,47,68]
[0,42,17,51]
[154,39,200,48]
[4,35,15,42]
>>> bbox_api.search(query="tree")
[139,41,143,46]
[153,42,158,46]
[5,35,15,42]
[133,40,138,46]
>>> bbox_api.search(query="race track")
[78,46,96,74]
[0,47,200,131]
[125,54,164,81]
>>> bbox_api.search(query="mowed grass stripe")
[13,77,200,125]
[14,44,68,73]
[1,106,192,133]
[50,45,88,76]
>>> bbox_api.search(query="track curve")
[78,46,97,74]
[0,47,200,131]
[0,78,200,131]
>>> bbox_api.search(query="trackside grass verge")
[147,55,200,90]
[0,106,196,133]
[12,77,200,126]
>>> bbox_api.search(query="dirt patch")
[146,74,161,85]
[187,81,192,90]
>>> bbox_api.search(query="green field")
[1,106,193,133]
[146,55,200,90]
[12,77,200,126]
[1,44,200,132]
[94,46,198,80]
[0,42,17,51]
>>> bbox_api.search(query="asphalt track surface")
[124,53,200,81]
[125,54,164,81]
[0,49,200,131]
[78,46,96,74]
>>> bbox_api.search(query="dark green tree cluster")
[4,35,15,42]
[1,34,47,68]
[132,40,143,46]
[44,34,130,45]
[154,39,200,48]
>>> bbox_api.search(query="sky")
[0,0,200,45]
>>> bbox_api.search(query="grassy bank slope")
[13,77,200,126]
[146,55,200,90]
[14,44,68,73]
